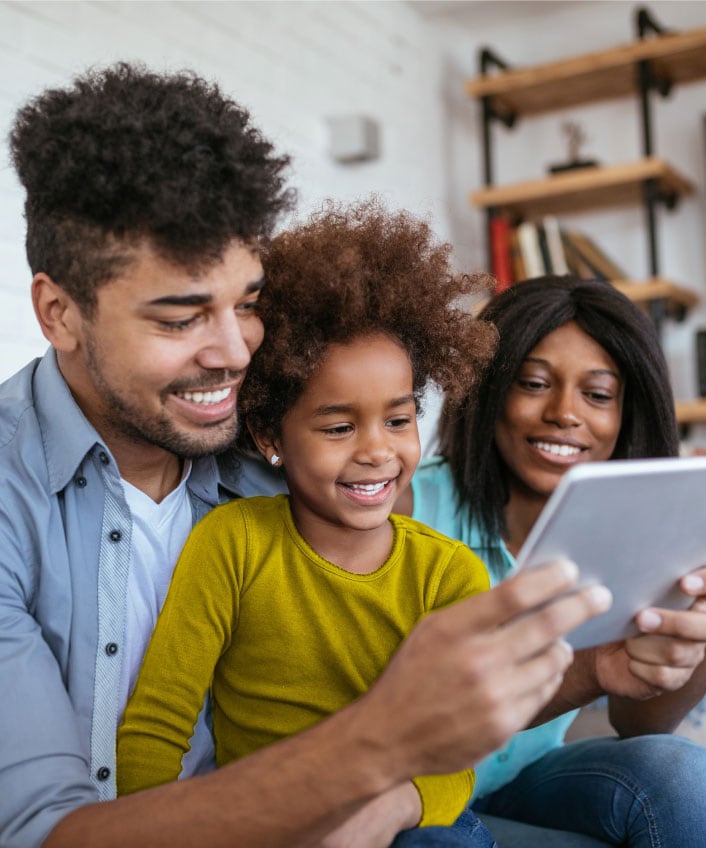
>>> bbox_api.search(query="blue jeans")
[472,734,706,846]
[391,809,497,847]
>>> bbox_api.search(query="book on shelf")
[487,218,631,290]
[560,232,608,281]
[542,215,569,275]
[562,229,628,281]
[516,221,545,279]
[489,216,514,293]
[509,226,527,282]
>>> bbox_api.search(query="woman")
[401,275,706,847]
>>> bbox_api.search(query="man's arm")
[46,561,610,848]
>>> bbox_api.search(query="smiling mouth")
[341,480,391,496]
[530,440,583,458]
[175,387,232,406]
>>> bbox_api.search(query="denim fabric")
[391,809,497,847]
[479,814,609,847]
[473,734,706,846]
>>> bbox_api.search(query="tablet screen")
[516,456,706,649]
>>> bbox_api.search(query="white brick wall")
[0,0,449,382]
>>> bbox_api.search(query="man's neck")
[115,448,184,503]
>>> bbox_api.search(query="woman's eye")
[586,391,614,403]
[518,378,547,390]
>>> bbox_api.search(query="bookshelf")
[466,26,706,118]
[470,158,693,219]
[675,399,706,426]
[468,6,706,422]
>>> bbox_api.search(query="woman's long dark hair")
[438,275,679,554]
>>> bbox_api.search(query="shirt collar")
[33,349,106,494]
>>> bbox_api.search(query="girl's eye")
[323,424,353,436]
[387,417,411,429]
[585,391,614,403]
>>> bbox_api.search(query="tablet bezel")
[516,456,706,649]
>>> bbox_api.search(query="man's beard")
[85,337,241,459]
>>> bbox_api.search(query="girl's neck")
[290,502,394,575]
[503,486,548,558]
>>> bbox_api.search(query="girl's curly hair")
[239,199,497,439]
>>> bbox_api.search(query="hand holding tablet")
[516,456,706,650]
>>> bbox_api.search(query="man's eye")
[238,299,260,313]
[159,317,198,331]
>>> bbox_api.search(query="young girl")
[117,201,499,846]
[404,275,706,847]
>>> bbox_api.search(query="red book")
[489,216,514,293]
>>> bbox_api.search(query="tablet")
[516,456,706,650]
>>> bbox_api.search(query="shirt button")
[98,451,110,465]
[105,642,119,656]
[108,530,122,542]
[96,766,111,781]
[498,753,509,762]
[75,476,87,488]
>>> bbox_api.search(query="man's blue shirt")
[0,350,278,847]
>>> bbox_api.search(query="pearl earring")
[270,454,281,467]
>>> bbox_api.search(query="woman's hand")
[596,566,706,699]
[592,566,706,736]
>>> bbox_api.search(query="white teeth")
[346,481,388,495]
[533,440,581,457]
[178,387,232,405]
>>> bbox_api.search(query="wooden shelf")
[675,399,706,425]
[473,278,698,320]
[470,157,693,218]
[467,27,706,118]
[613,277,699,314]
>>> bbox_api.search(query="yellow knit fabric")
[117,494,489,826]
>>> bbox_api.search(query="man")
[0,62,613,848]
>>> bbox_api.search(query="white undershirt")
[119,462,215,775]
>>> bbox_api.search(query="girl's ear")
[249,426,283,467]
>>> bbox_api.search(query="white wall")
[427,0,706,422]
[3,1,706,448]
[0,0,448,390]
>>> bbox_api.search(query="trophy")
[548,120,599,174]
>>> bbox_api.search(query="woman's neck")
[503,487,548,558]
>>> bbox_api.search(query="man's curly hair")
[9,62,293,314]
[239,199,497,439]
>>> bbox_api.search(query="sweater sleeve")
[116,503,242,795]
[411,539,488,825]
[412,770,474,827]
